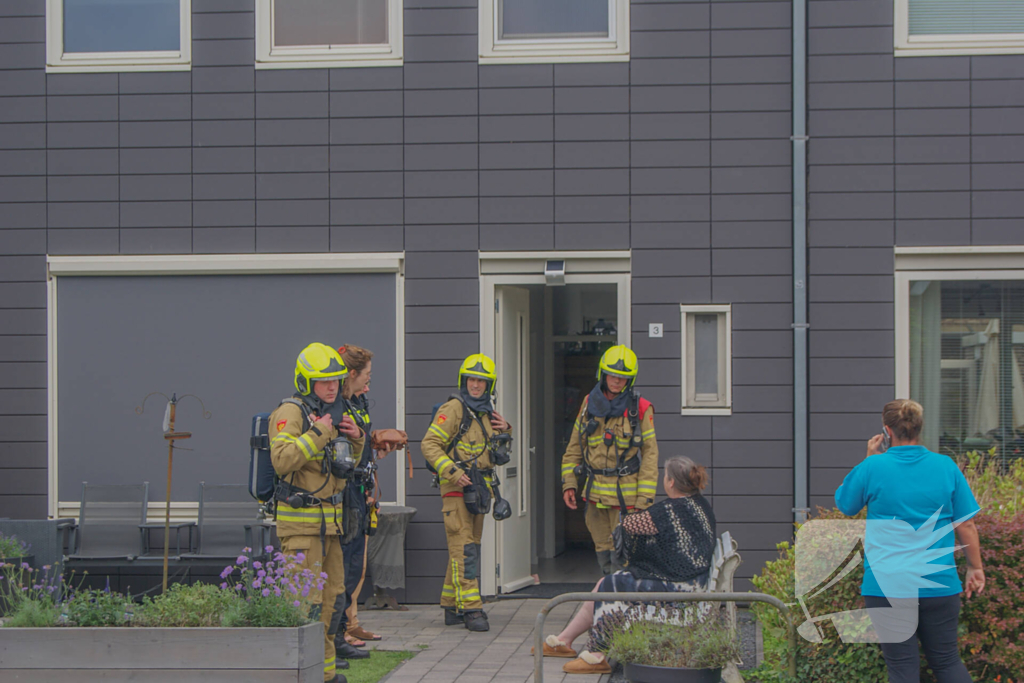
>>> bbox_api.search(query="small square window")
[895,0,1024,56]
[479,0,629,64]
[680,305,732,415]
[47,0,191,73]
[256,0,403,69]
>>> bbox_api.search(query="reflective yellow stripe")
[456,443,486,454]
[272,433,297,444]
[561,463,576,475]
[452,559,464,610]
[325,654,336,675]
[642,429,656,438]
[276,507,340,524]
[435,455,458,473]
[428,423,448,439]
[295,433,321,460]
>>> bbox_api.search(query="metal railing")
[532,591,797,682]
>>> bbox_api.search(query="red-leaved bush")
[954,513,1024,683]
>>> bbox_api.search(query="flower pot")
[623,662,722,683]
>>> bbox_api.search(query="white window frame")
[46,253,407,519]
[894,246,1024,399]
[255,0,403,69]
[46,0,191,73]
[478,0,629,64]
[895,0,1024,57]
[680,304,732,416]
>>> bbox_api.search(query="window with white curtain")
[46,0,191,72]
[908,280,1024,457]
[680,305,732,415]
[255,0,403,68]
[479,0,629,64]
[895,0,1024,56]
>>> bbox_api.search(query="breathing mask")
[489,433,513,466]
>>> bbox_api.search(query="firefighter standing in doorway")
[420,354,512,633]
[269,343,366,683]
[560,345,660,575]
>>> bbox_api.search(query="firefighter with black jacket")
[269,343,366,683]
[560,345,659,575]
[420,354,512,633]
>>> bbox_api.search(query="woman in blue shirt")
[835,399,985,683]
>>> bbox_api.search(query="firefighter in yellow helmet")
[269,343,366,683]
[420,354,513,632]
[560,345,660,575]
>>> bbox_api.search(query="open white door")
[494,286,533,593]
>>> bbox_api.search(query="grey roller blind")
[63,0,181,53]
[274,0,388,46]
[909,0,1024,35]
[499,0,610,40]
[56,273,399,503]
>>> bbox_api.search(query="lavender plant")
[0,533,30,559]
[219,546,326,628]
[0,562,63,627]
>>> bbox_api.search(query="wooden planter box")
[0,622,324,682]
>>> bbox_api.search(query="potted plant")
[606,604,742,683]
[0,532,32,568]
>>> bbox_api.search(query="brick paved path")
[359,599,610,683]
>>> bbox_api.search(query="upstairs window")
[256,0,403,68]
[896,0,1024,56]
[46,0,191,72]
[479,0,629,64]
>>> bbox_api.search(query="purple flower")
[252,561,262,569]
[319,572,328,579]
[295,552,306,562]
[235,584,243,591]
[20,562,30,570]
[220,566,234,579]
[42,565,51,570]
[220,582,228,589]
[274,587,282,597]
[293,600,301,607]
[252,579,262,589]
[301,587,311,597]
[236,555,248,565]
[261,588,270,597]
[265,545,275,553]
[257,569,267,578]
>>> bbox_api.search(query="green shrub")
[135,582,238,627]
[4,598,61,627]
[958,451,1024,519]
[606,604,741,670]
[748,508,887,683]
[63,587,134,627]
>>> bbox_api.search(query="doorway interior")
[480,258,630,596]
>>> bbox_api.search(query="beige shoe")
[563,651,612,674]
[530,635,577,658]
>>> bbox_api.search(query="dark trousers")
[864,595,973,683]
[341,480,368,596]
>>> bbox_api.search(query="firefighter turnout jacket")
[560,395,659,509]
[421,398,512,497]
[269,401,366,538]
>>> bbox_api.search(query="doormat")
[493,583,598,600]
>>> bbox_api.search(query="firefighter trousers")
[585,503,619,553]
[281,534,347,682]
[440,495,484,611]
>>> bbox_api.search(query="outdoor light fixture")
[544,259,566,286]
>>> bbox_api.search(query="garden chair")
[65,482,149,568]
[180,482,271,567]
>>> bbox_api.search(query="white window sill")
[680,408,733,417]
[256,56,402,69]
[479,52,629,64]
[46,62,191,73]
[896,44,1024,56]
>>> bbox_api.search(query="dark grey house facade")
[2,0,1023,602]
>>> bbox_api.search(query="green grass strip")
[343,649,416,683]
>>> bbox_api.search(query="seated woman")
[540,456,717,675]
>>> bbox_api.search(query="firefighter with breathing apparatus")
[560,345,659,575]
[420,353,513,632]
[268,343,366,683]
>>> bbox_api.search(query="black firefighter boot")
[336,640,370,661]
[464,609,490,632]
[328,675,347,683]
[444,607,465,626]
